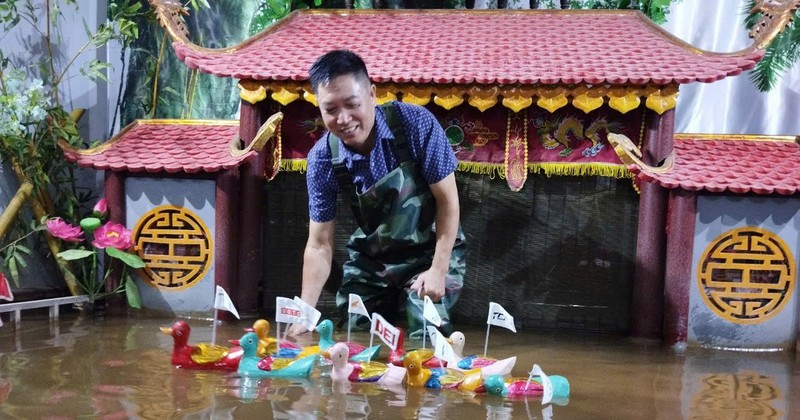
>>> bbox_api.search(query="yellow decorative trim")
[571,86,606,114]
[502,96,533,113]
[433,91,465,110]
[467,86,498,112]
[271,87,300,106]
[536,87,569,113]
[608,87,642,114]
[302,88,317,107]
[376,92,397,105]
[456,162,506,179]
[279,159,308,173]
[528,162,632,179]
[238,82,267,104]
[644,84,678,114]
[402,86,432,106]
[674,133,798,143]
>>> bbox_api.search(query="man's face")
[316,74,377,151]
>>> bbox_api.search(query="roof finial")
[749,0,800,49]
[149,0,192,45]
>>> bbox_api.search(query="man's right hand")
[287,322,311,337]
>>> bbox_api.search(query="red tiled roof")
[631,135,800,195]
[173,10,763,86]
[61,120,250,173]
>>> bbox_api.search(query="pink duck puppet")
[447,331,516,377]
[323,342,406,386]
[388,328,447,369]
[160,320,242,370]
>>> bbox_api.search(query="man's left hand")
[409,268,446,301]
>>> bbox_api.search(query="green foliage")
[744,1,800,91]
[552,0,679,24]
[0,0,143,298]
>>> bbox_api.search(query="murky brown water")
[1,313,798,419]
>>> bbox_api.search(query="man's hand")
[409,267,446,301]
[287,322,311,337]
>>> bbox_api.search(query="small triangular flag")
[213,285,240,319]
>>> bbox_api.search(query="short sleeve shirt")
[306,102,457,223]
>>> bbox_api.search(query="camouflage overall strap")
[328,102,410,196]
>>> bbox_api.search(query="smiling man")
[290,50,466,338]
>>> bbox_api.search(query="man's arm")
[290,220,335,335]
[410,172,460,301]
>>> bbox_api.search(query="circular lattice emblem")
[133,205,213,290]
[697,227,795,324]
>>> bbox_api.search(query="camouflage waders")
[330,103,466,336]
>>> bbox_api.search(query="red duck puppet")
[161,320,243,370]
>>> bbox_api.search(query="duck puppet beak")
[159,327,172,335]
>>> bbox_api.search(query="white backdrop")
[661,0,800,136]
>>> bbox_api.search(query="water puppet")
[403,349,480,389]
[388,328,447,369]
[482,374,571,399]
[237,332,318,378]
[323,342,406,386]
[160,320,242,370]
[448,331,517,376]
[315,319,381,362]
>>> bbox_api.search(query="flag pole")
[347,315,352,343]
[422,319,427,349]
[369,316,375,348]
[211,308,219,345]
[483,323,491,357]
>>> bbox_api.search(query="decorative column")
[215,169,240,319]
[104,170,126,313]
[237,99,269,317]
[630,109,674,338]
[662,189,696,345]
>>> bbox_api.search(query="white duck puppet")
[447,331,516,377]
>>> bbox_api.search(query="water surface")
[1,313,798,419]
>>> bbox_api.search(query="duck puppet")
[482,373,571,399]
[323,342,406,386]
[388,328,446,369]
[237,332,318,378]
[294,319,381,362]
[447,331,517,377]
[402,349,484,391]
[160,320,242,370]
[228,319,302,358]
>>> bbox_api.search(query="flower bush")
[46,198,143,307]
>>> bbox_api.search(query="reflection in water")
[691,372,781,419]
[0,315,798,419]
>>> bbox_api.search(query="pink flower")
[93,198,108,218]
[92,222,134,251]
[46,218,84,243]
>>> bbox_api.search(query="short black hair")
[308,50,371,93]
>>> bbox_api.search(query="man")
[290,50,466,337]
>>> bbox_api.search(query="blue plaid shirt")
[306,102,457,223]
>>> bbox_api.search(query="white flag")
[531,364,554,405]
[422,295,442,327]
[214,285,240,319]
[348,293,371,319]
[370,312,400,350]
[275,296,304,324]
[427,326,459,366]
[486,301,516,332]
[294,296,321,331]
